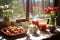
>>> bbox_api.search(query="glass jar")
[47,17,56,33]
[10,18,16,26]
[38,19,47,31]
[28,24,38,34]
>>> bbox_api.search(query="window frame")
[16,0,55,23]
[0,0,30,23]
[16,0,30,23]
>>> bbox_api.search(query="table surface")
[0,21,56,40]
[0,30,54,40]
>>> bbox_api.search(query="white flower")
[3,10,6,13]
[0,6,4,9]
[3,10,13,13]
[4,5,9,8]
[11,10,14,13]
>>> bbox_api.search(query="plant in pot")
[0,5,13,27]
[44,7,59,33]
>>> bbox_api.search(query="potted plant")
[44,7,59,32]
[0,5,13,26]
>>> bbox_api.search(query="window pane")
[50,0,54,7]
[0,0,26,20]
[30,0,54,18]
[9,0,26,19]
[44,0,54,8]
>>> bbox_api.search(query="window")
[29,0,54,18]
[10,0,26,19]
[0,0,27,22]
[0,0,54,21]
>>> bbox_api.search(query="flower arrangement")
[0,5,13,18]
[44,7,59,25]
[0,5,14,26]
